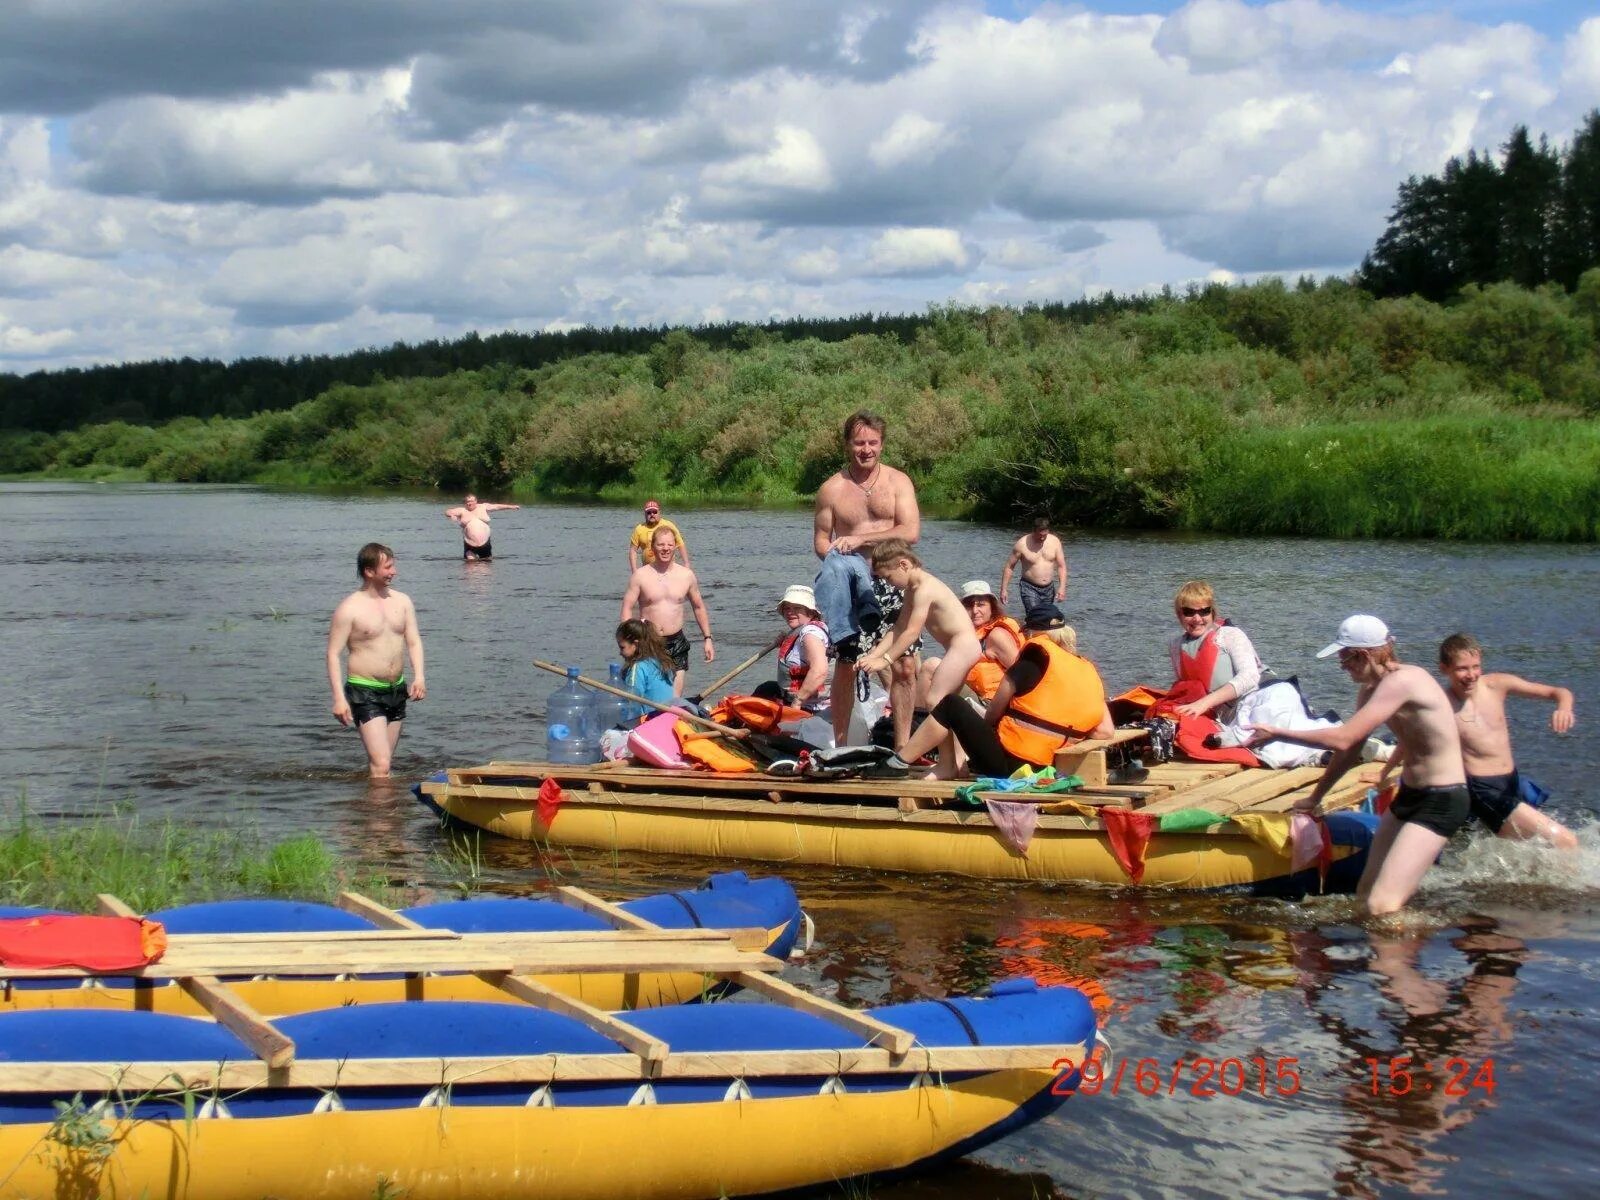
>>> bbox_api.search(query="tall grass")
[1186,417,1600,540]
[0,803,389,913]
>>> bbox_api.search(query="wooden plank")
[485,972,669,1065]
[1251,767,1381,814]
[178,976,297,1069]
[1139,766,1323,817]
[553,886,657,931]
[95,894,139,918]
[0,928,781,981]
[1053,748,1107,787]
[0,1042,1088,1092]
[726,971,914,1057]
[337,891,426,930]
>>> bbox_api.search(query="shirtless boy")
[620,527,714,696]
[813,411,921,746]
[1436,633,1577,848]
[327,543,427,778]
[1250,615,1468,917]
[859,539,982,773]
[1000,517,1067,619]
[444,494,521,560]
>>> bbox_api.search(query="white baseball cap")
[1317,614,1391,658]
[959,580,999,603]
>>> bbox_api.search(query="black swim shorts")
[345,679,407,725]
[663,630,690,674]
[463,540,492,560]
[1390,782,1470,838]
[1467,771,1522,833]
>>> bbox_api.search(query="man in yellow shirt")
[627,500,690,570]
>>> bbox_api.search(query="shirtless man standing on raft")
[813,411,921,746]
[444,494,521,560]
[620,527,714,697]
[1251,615,1468,917]
[1000,516,1067,619]
[327,542,427,778]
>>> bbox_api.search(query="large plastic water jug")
[595,662,635,730]
[546,667,600,764]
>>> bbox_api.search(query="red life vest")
[965,615,1023,700]
[777,622,829,704]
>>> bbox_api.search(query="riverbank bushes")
[6,275,1600,540]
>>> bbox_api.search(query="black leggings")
[932,696,1032,778]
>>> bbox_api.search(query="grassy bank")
[0,806,388,913]
[5,276,1599,540]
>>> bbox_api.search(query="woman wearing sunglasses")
[1168,580,1266,723]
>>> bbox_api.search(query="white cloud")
[865,227,971,276]
[0,1,1595,372]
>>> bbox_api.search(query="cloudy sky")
[1,0,1596,372]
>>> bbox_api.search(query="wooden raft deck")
[429,738,1384,838]
[0,889,1070,1093]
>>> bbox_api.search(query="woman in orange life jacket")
[753,585,831,714]
[1168,580,1266,722]
[927,604,1114,780]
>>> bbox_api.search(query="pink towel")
[985,799,1040,857]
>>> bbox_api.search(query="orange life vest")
[996,637,1108,766]
[709,695,810,734]
[965,615,1024,700]
[674,721,760,773]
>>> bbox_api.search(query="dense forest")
[6,276,1598,541]
[1361,112,1600,299]
[4,113,1599,541]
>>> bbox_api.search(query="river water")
[1,482,1597,1199]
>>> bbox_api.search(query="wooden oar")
[532,660,746,737]
[690,635,784,704]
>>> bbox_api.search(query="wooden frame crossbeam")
[0,1040,1089,1093]
[2,890,963,1089]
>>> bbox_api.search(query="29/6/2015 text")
[1050,1055,1497,1098]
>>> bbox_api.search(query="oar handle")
[696,634,785,701]
[531,660,746,737]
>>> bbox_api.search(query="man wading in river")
[620,527,714,697]
[444,493,521,560]
[327,543,427,777]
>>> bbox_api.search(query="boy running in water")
[1436,633,1577,848]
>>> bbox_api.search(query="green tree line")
[7,277,1599,541]
[1361,111,1600,299]
[0,298,1142,434]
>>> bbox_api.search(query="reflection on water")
[1,482,1597,1199]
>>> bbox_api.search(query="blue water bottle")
[546,667,600,764]
[596,662,634,730]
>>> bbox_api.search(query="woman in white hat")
[959,580,1024,702]
[771,585,831,713]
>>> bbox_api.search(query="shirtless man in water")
[444,494,521,560]
[1000,516,1067,619]
[327,543,426,778]
[859,540,983,773]
[1435,633,1577,848]
[1250,615,1468,917]
[813,411,920,746]
[620,527,714,697]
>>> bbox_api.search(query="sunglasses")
[1180,606,1212,617]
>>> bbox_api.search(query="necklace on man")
[851,464,882,498]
